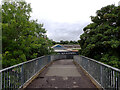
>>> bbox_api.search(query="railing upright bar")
[10,70,12,89]
[115,72,118,89]
[118,73,120,89]
[7,70,8,88]
[21,64,24,86]
[13,69,15,89]
[0,72,2,90]
[112,70,114,88]
[3,72,5,88]
[8,71,10,88]
[100,65,103,85]
[110,70,113,88]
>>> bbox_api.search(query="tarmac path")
[26,59,98,89]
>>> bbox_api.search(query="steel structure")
[0,55,120,90]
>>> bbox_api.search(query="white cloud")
[42,20,90,41]
[3,0,119,41]
[27,0,119,22]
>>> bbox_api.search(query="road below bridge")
[25,59,98,89]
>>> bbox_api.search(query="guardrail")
[0,55,51,89]
[0,54,73,89]
[1,54,119,89]
[74,55,120,90]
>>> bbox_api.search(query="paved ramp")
[26,59,98,89]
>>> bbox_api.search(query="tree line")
[79,5,120,69]
[52,40,79,45]
[2,1,53,68]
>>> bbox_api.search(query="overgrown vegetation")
[79,5,120,68]
[2,0,53,68]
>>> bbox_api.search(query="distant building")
[62,45,81,50]
[51,44,80,54]
[51,44,66,50]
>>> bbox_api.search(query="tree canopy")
[2,0,53,68]
[79,5,120,68]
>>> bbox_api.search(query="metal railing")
[74,55,120,90]
[1,54,119,89]
[0,55,51,89]
[0,54,73,89]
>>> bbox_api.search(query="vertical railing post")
[0,72,2,90]
[21,64,24,86]
[118,73,120,90]
[8,72,10,88]
[100,65,103,86]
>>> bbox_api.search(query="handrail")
[0,56,45,72]
[81,56,120,72]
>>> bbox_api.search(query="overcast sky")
[26,0,119,41]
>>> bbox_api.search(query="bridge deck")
[25,59,98,89]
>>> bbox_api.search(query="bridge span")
[26,59,97,89]
[0,55,120,90]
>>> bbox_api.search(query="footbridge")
[0,55,120,90]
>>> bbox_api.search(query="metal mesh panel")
[74,55,120,90]
[0,55,51,89]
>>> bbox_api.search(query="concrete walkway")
[26,59,98,89]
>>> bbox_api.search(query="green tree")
[79,5,120,68]
[2,0,53,68]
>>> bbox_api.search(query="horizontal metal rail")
[74,55,120,90]
[0,54,73,89]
